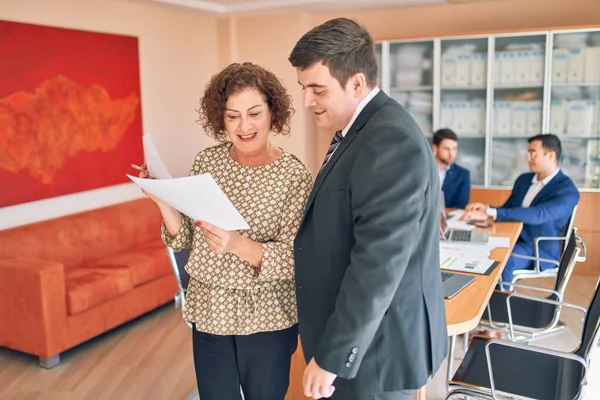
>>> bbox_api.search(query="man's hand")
[460,210,488,222]
[303,358,337,399]
[465,202,488,212]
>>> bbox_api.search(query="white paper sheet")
[127,174,249,231]
[440,253,495,275]
[489,236,511,248]
[142,134,172,179]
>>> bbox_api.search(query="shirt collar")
[532,167,560,186]
[340,87,380,137]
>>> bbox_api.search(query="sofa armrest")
[0,258,67,357]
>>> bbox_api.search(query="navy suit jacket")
[442,163,471,209]
[496,170,579,266]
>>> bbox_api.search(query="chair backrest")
[554,229,578,293]
[166,247,191,290]
[559,205,578,253]
[576,277,600,362]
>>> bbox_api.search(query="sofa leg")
[39,355,60,369]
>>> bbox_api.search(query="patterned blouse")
[162,143,313,335]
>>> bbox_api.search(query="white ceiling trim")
[144,0,446,15]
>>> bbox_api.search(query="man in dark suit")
[462,134,580,284]
[288,18,448,400]
[432,128,471,209]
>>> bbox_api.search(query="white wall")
[0,0,219,229]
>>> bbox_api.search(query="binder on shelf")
[441,53,457,87]
[550,99,567,134]
[494,101,512,135]
[470,53,487,87]
[584,47,600,83]
[526,101,543,134]
[530,50,545,84]
[511,101,528,135]
[567,48,585,83]
[552,49,569,83]
[514,51,530,84]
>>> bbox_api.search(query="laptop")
[441,271,475,299]
[440,194,489,244]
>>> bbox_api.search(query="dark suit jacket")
[442,163,471,209]
[496,170,580,268]
[294,91,448,394]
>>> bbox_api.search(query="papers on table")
[440,243,495,274]
[440,253,495,275]
[489,236,511,248]
[127,174,249,231]
[439,235,512,274]
[143,133,172,179]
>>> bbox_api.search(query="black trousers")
[331,388,413,400]
[192,324,298,400]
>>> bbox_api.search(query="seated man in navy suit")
[462,134,580,284]
[433,128,471,209]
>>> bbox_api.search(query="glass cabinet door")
[550,30,600,189]
[491,33,547,186]
[388,40,434,137]
[439,37,489,185]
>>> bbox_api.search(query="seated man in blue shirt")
[433,128,471,209]
[462,134,579,284]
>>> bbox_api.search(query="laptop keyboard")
[449,230,472,242]
[441,271,454,282]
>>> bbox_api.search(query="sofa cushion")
[89,241,170,287]
[66,266,133,315]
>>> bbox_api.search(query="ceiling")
[140,0,464,15]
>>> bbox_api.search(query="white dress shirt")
[439,165,451,188]
[340,87,381,138]
[487,168,560,220]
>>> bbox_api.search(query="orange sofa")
[0,199,177,368]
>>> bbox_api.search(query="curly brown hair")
[198,62,294,142]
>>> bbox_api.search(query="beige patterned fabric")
[162,143,313,335]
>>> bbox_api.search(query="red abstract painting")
[0,20,143,207]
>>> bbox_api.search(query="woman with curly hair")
[140,62,312,400]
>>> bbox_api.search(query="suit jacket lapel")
[303,91,389,218]
[530,170,563,206]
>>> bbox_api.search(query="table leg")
[417,385,426,400]
[447,335,456,392]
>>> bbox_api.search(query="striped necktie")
[322,130,343,167]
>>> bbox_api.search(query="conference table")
[417,220,522,399]
[286,220,523,400]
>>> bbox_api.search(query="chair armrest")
[484,338,588,400]
[497,282,560,298]
[0,258,67,357]
[576,235,587,262]
[505,293,586,342]
[508,253,559,275]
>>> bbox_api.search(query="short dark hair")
[198,62,294,142]
[288,17,378,88]
[528,133,562,162]
[432,128,459,146]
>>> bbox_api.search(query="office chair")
[165,246,198,400]
[510,205,579,284]
[446,275,600,400]
[479,229,587,343]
